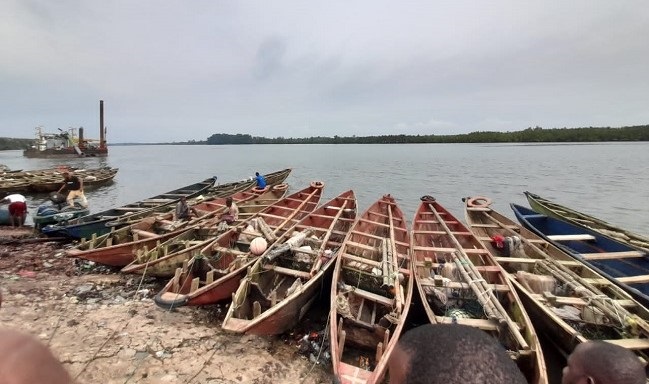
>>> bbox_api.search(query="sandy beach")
[0,227,332,384]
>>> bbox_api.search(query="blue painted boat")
[40,177,217,239]
[511,203,649,307]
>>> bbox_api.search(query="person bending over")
[57,171,88,208]
[388,323,527,384]
[1,193,27,227]
[562,341,646,384]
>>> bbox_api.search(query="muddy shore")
[0,227,332,384]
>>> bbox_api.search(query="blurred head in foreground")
[0,329,72,384]
[388,323,527,384]
[562,341,646,384]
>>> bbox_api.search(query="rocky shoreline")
[0,227,332,383]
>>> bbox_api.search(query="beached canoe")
[65,185,287,267]
[465,197,649,367]
[329,195,412,384]
[120,185,288,276]
[41,168,290,239]
[412,197,547,384]
[223,190,357,335]
[512,203,649,308]
[525,191,649,253]
[154,182,324,309]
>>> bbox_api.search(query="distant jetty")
[23,100,108,158]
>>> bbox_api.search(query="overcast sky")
[2,1,648,143]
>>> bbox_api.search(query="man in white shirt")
[1,193,27,227]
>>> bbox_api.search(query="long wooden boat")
[27,167,118,193]
[525,191,649,253]
[512,203,649,308]
[120,185,288,276]
[465,197,649,366]
[65,185,286,267]
[41,168,290,239]
[411,197,547,384]
[329,195,412,384]
[223,190,357,335]
[154,182,324,309]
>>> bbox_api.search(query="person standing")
[1,193,27,227]
[57,171,88,208]
[254,172,266,189]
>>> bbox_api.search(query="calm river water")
[1,142,648,235]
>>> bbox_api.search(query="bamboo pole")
[428,202,529,349]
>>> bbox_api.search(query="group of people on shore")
[0,323,645,383]
[1,171,87,228]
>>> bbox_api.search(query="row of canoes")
[0,166,118,194]
[58,179,649,384]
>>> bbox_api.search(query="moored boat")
[411,197,547,384]
[525,191,649,253]
[27,167,118,193]
[40,169,290,239]
[223,190,357,335]
[65,185,286,267]
[512,203,649,308]
[120,185,288,276]
[465,197,649,368]
[329,195,412,384]
[154,182,324,309]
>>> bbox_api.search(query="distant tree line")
[2,125,648,149]
[200,125,649,145]
[0,137,32,150]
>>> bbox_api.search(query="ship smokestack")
[78,127,84,149]
[99,100,106,148]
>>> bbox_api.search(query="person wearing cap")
[1,193,27,227]
[57,171,88,208]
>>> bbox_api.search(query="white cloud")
[1,0,648,142]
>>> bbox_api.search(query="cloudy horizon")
[2,1,648,143]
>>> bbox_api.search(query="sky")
[1,1,648,143]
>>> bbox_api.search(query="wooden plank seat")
[604,338,649,350]
[419,279,510,293]
[131,229,158,238]
[470,223,519,230]
[412,246,489,254]
[341,284,394,307]
[439,316,516,332]
[547,234,596,241]
[580,251,646,261]
[263,264,311,279]
[465,207,492,212]
[493,257,583,268]
[616,275,649,285]
[528,293,637,308]
[342,253,410,276]
[523,214,546,220]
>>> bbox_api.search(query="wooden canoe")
[41,168,290,239]
[27,167,118,193]
[120,185,288,276]
[329,195,412,384]
[154,182,324,309]
[65,185,286,267]
[223,190,357,335]
[465,197,649,367]
[412,198,547,384]
[512,203,649,308]
[525,191,649,253]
